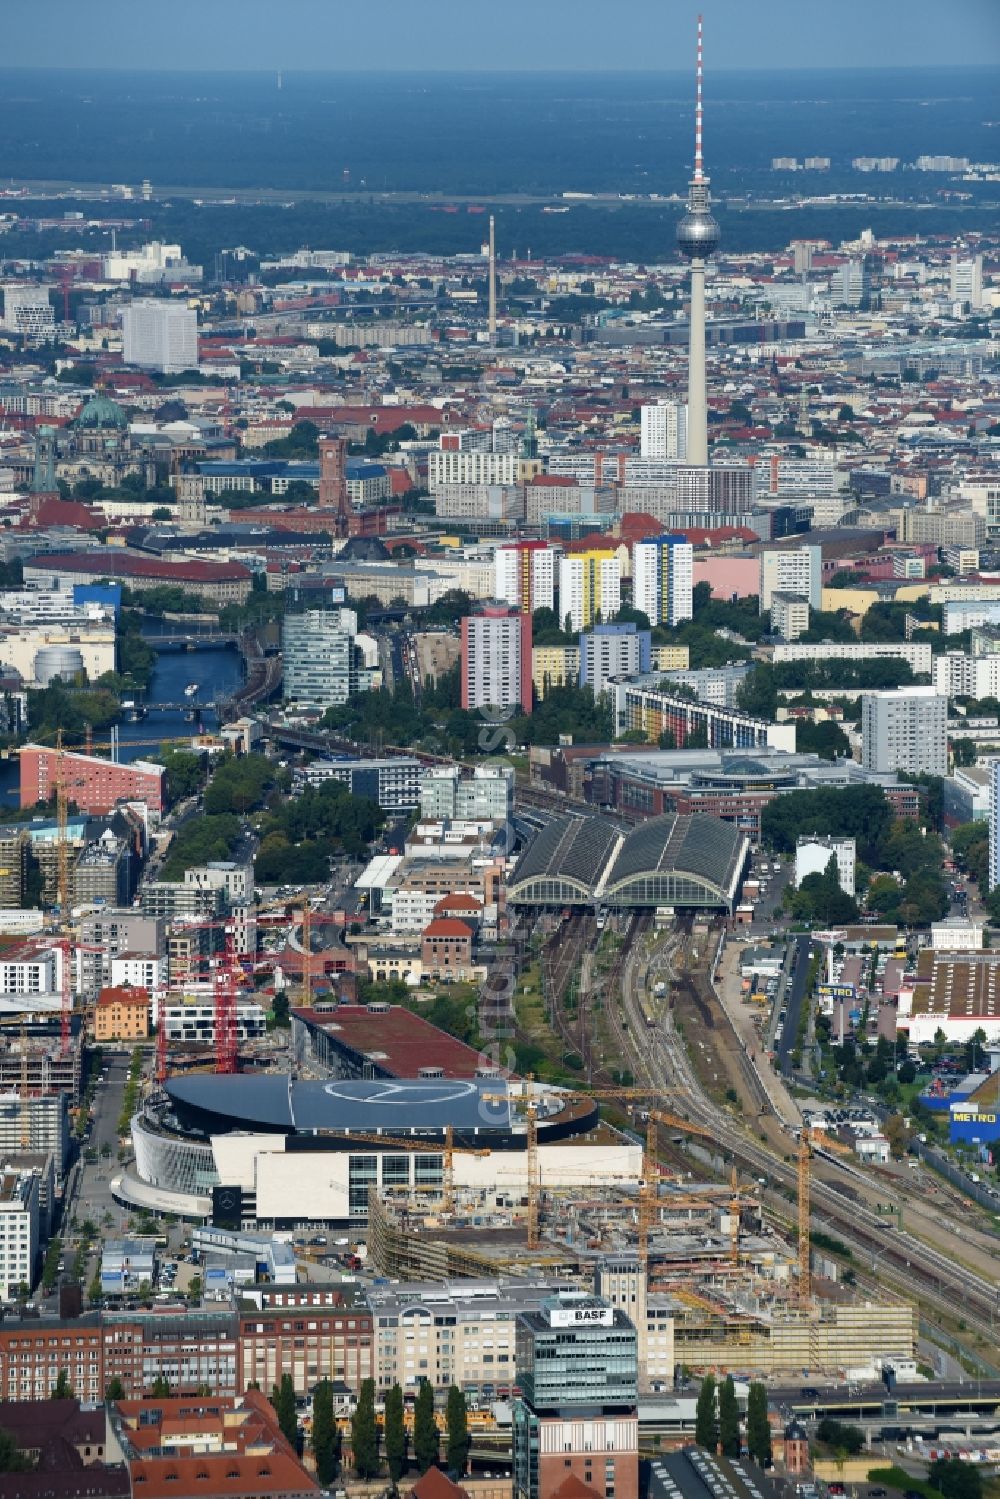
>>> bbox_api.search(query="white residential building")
[950,252,984,309]
[161,1001,267,1045]
[0,1169,39,1301]
[640,401,687,461]
[632,537,694,627]
[990,759,1000,892]
[795,836,856,896]
[771,641,933,674]
[121,298,198,374]
[933,651,1000,701]
[110,953,166,995]
[771,592,811,641]
[493,542,559,614]
[861,687,948,777]
[427,449,522,492]
[759,545,822,612]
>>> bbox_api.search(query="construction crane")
[19,1019,30,1150]
[300,905,311,1008]
[797,1126,852,1302]
[516,1086,715,1256]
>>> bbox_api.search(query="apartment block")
[461,604,532,715]
[558,549,621,631]
[633,536,694,627]
[759,545,822,612]
[494,541,559,614]
[861,687,947,776]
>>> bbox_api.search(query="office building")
[282,608,359,709]
[121,298,198,374]
[640,400,687,460]
[771,592,811,641]
[0,1170,39,1301]
[1,284,54,338]
[460,604,532,715]
[593,1257,675,1392]
[795,836,856,896]
[950,252,984,309]
[512,1291,639,1499]
[494,541,559,614]
[632,535,694,627]
[559,549,622,631]
[293,757,422,811]
[419,765,514,822]
[579,624,652,699]
[837,259,871,306]
[759,545,821,613]
[861,687,947,777]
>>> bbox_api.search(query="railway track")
[588,920,1000,1345]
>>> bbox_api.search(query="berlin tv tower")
[676,15,720,467]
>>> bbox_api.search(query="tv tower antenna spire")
[676,13,719,468]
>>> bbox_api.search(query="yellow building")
[650,644,690,672]
[94,988,150,1042]
[532,644,580,700]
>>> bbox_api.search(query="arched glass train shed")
[508,812,747,913]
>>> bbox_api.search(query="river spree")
[0,645,244,812]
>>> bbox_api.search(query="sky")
[5,0,1000,72]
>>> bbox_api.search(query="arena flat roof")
[508,812,747,911]
[293,1004,513,1079]
[165,1075,511,1135]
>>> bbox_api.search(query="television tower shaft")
[676,15,720,467]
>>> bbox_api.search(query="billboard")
[212,1185,243,1230]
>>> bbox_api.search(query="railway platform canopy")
[508,811,747,913]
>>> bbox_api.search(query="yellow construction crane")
[517,1086,716,1257]
[55,728,69,913]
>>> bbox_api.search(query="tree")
[384,1382,406,1483]
[695,1374,718,1450]
[272,1373,297,1447]
[413,1379,439,1474]
[351,1377,380,1480]
[928,1457,983,1499]
[719,1374,740,1457]
[312,1379,340,1485]
[0,1427,31,1473]
[105,1376,125,1402]
[151,1375,171,1397]
[51,1368,74,1400]
[446,1384,471,1476]
[746,1382,772,1467]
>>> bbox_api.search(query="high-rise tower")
[676,15,719,467]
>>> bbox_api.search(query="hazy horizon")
[5,0,999,73]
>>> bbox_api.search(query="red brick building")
[19,744,165,818]
[238,1293,373,1397]
[421,917,474,978]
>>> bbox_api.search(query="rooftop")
[294,1002,512,1079]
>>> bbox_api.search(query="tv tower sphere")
[676,12,719,262]
[676,197,720,260]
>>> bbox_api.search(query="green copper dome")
[76,393,129,430]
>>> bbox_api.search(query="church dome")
[76,393,129,430]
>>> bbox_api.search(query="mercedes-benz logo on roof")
[322,1079,481,1107]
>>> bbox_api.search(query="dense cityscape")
[0,8,998,1499]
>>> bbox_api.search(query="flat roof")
[165,1075,512,1134]
[912,949,1000,1021]
[294,1003,510,1079]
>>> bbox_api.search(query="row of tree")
[351,1378,470,1482]
[694,1374,772,1465]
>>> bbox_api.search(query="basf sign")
[549,1304,614,1328]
